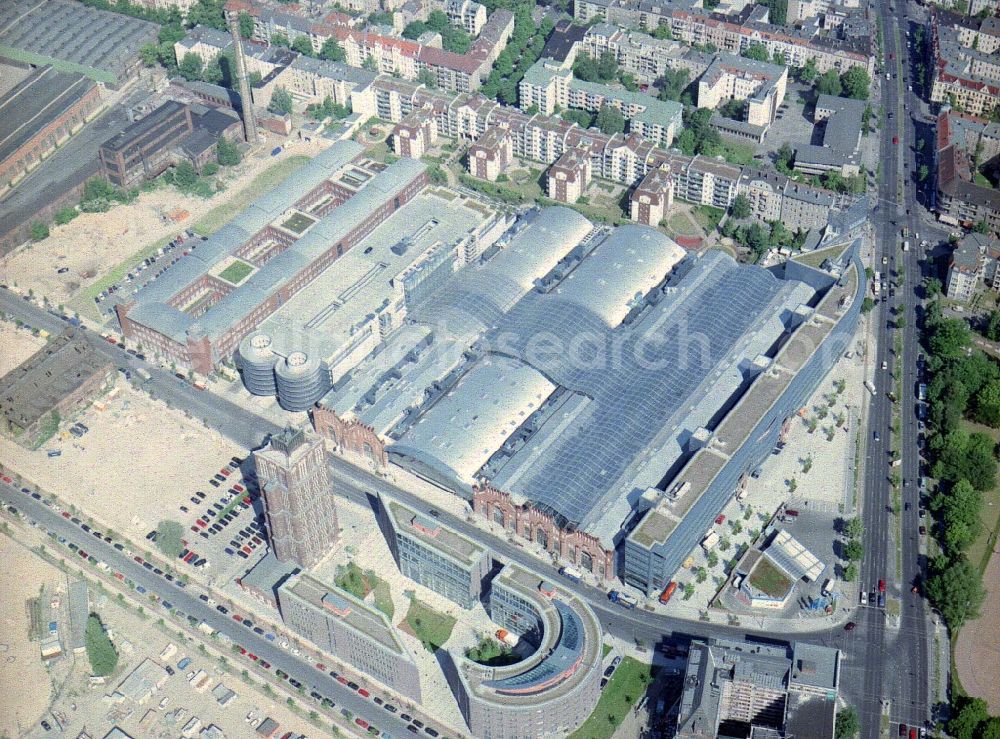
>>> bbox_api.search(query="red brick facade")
[311,405,388,467]
[472,485,616,581]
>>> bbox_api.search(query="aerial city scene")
[0,0,999,735]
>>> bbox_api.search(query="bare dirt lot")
[0,535,64,736]
[0,320,45,376]
[0,138,323,310]
[0,381,242,539]
[955,546,1000,711]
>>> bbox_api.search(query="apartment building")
[277,573,422,702]
[936,108,1000,233]
[581,23,703,84]
[930,11,1000,118]
[547,148,592,203]
[589,0,874,76]
[467,127,513,181]
[946,233,986,301]
[519,59,683,148]
[375,495,491,609]
[443,0,487,36]
[630,165,675,227]
[697,53,787,127]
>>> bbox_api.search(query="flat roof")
[0,329,113,431]
[766,529,825,582]
[0,65,96,166]
[388,499,485,564]
[791,641,840,692]
[281,573,407,654]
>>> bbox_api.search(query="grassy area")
[602,643,612,659]
[217,260,254,285]
[334,563,394,618]
[193,156,310,236]
[792,241,851,269]
[402,599,455,652]
[959,420,1000,574]
[666,210,700,236]
[568,657,657,739]
[85,613,119,676]
[747,558,793,597]
[465,637,520,667]
[538,196,627,225]
[720,140,757,166]
[280,212,316,234]
[691,205,725,233]
[0,44,115,84]
[30,410,60,451]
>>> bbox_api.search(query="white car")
[881,361,888,370]
[860,590,868,606]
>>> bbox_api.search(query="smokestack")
[226,9,260,145]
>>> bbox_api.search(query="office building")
[794,94,865,177]
[253,426,339,569]
[277,572,422,702]
[375,495,491,609]
[440,564,603,738]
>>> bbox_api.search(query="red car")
[248,653,258,661]
[878,579,887,593]
[715,514,726,525]
[315,663,326,671]
[355,718,370,730]
[358,688,371,698]
[220,468,231,477]
[62,511,71,518]
[233,614,243,622]
[1,475,11,484]
[238,647,247,655]
[259,660,271,669]
[233,484,245,492]
[336,675,348,685]
[892,136,898,145]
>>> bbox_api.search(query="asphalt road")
[857,1,943,734]
[0,480,421,739]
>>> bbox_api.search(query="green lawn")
[466,637,520,666]
[334,563,394,618]
[193,155,310,235]
[747,558,793,597]
[218,260,254,285]
[959,420,1000,574]
[568,657,657,739]
[85,613,118,676]
[402,599,455,652]
[666,210,701,236]
[602,643,612,659]
[691,205,725,233]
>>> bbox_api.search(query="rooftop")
[388,499,485,564]
[0,65,97,167]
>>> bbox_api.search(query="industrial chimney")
[226,8,260,145]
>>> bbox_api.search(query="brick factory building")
[0,329,115,448]
[0,64,103,197]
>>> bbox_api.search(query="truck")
[136,368,151,382]
[608,590,638,609]
[197,621,215,636]
[559,566,583,583]
[659,581,678,604]
[872,271,881,296]
[902,240,910,252]
[496,629,520,648]
[864,380,877,396]
[701,531,720,551]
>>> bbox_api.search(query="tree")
[843,539,864,561]
[658,68,690,102]
[987,310,1000,342]
[595,104,626,135]
[928,316,970,358]
[775,142,794,174]
[926,555,985,630]
[730,194,751,219]
[562,109,594,128]
[418,68,437,88]
[269,86,294,115]
[54,206,79,225]
[597,51,617,82]
[974,378,1000,428]
[933,429,997,491]
[845,517,864,540]
[573,53,599,82]
[840,66,871,100]
[320,37,345,62]
[139,43,159,67]
[973,220,991,234]
[85,614,118,676]
[798,57,818,83]
[843,562,858,581]
[835,706,860,739]
[291,35,314,56]
[441,26,471,54]
[981,717,1000,739]
[918,164,929,181]
[179,52,204,81]
[652,24,673,40]
[172,160,199,191]
[860,297,875,314]
[29,221,49,241]
[156,520,186,558]
[217,136,241,167]
[949,698,989,739]
[935,479,982,554]
[270,31,290,47]
[238,11,255,39]
[924,276,943,298]
[743,42,770,62]
[619,72,638,91]
[816,69,843,96]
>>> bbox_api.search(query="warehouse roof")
[0,329,113,434]
[0,65,96,167]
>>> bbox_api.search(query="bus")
[659,582,678,605]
